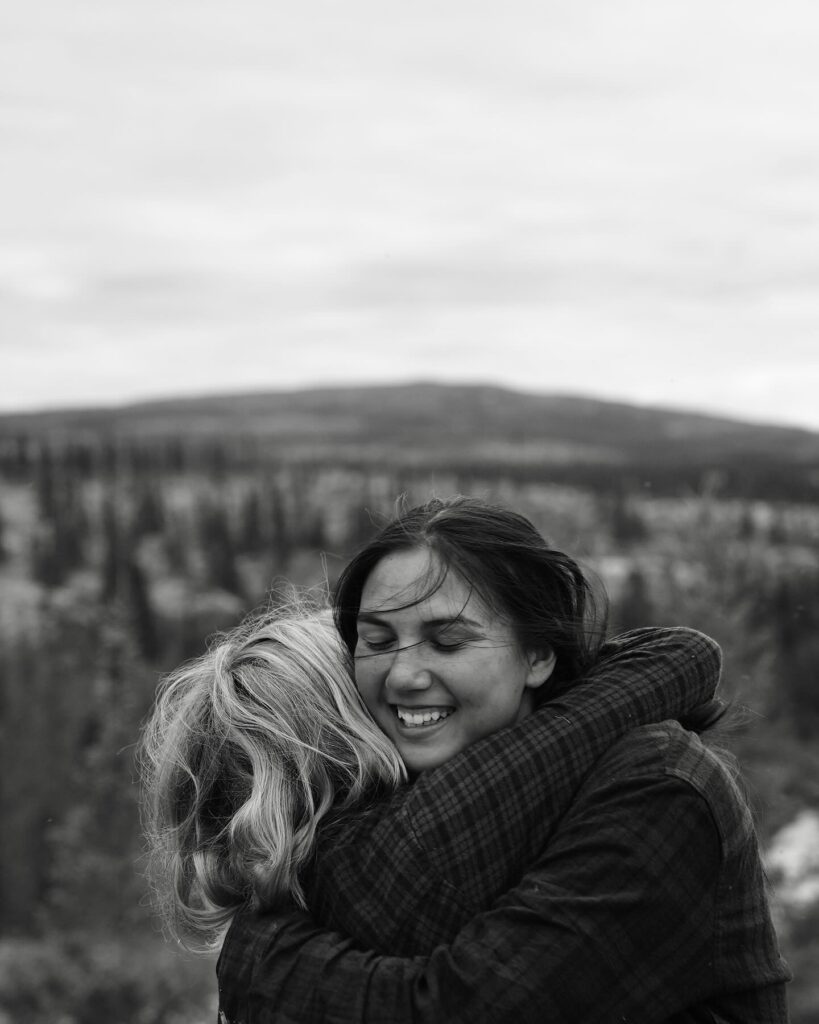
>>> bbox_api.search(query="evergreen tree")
[196,497,240,593]
[2,433,33,479]
[126,557,159,661]
[30,525,63,586]
[780,637,819,736]
[162,510,190,575]
[297,509,328,551]
[29,455,90,584]
[162,436,187,474]
[34,445,57,521]
[767,510,788,546]
[100,497,122,600]
[99,441,118,477]
[132,486,165,537]
[345,502,379,553]
[268,486,289,567]
[613,568,656,632]
[607,489,649,545]
[738,504,756,542]
[53,474,88,570]
[238,488,264,552]
[0,633,49,930]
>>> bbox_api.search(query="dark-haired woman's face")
[353,547,555,774]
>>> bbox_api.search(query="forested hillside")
[1,384,818,1022]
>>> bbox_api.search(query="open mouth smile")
[393,705,456,729]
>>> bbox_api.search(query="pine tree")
[613,568,656,632]
[132,486,165,538]
[126,557,159,661]
[30,524,63,586]
[269,486,289,567]
[100,497,122,600]
[238,488,264,552]
[607,489,649,545]
[196,497,240,593]
[162,509,190,575]
[34,445,57,521]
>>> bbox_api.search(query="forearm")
[313,627,722,954]
[221,911,511,1024]
[413,626,723,900]
[224,767,725,1024]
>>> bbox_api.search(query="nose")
[383,644,433,697]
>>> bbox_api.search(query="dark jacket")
[217,629,790,1022]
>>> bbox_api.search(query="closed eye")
[430,637,469,651]
[356,634,477,656]
[358,636,396,652]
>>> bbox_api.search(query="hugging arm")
[218,760,733,1023]
[405,627,721,904]
[220,725,788,1023]
[217,628,730,1023]
[309,627,722,952]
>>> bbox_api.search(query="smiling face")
[353,546,556,774]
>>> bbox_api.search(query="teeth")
[395,707,454,728]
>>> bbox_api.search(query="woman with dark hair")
[215,497,790,1022]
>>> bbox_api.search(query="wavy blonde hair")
[139,601,406,949]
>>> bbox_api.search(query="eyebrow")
[356,612,484,630]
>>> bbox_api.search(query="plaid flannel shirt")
[217,628,790,1023]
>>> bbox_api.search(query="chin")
[400,746,451,775]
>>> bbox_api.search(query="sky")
[2,0,819,429]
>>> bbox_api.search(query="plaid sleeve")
[407,627,721,902]
[312,626,722,953]
[225,728,788,1024]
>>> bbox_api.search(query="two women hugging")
[140,496,790,1022]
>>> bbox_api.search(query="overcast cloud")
[2,0,819,427]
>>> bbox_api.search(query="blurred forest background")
[1,381,818,1023]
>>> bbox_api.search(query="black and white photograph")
[1,2,818,1021]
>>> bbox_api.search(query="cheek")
[354,661,382,709]
[474,657,530,713]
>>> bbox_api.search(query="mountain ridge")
[1,381,816,457]
[0,380,814,433]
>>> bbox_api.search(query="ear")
[524,647,556,690]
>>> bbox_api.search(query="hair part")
[334,495,608,699]
[138,599,406,951]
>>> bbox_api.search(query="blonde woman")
[141,609,405,943]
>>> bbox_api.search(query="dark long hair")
[333,496,608,701]
[335,495,729,733]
